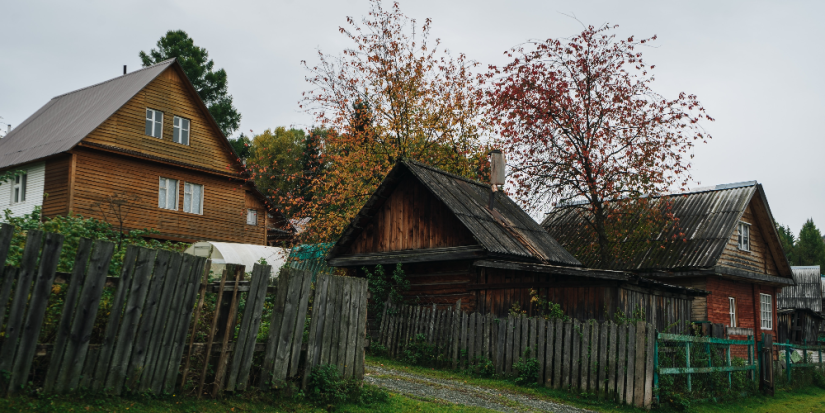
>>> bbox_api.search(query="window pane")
[173,126,180,143]
[169,179,178,210]
[193,184,202,214]
[13,188,18,203]
[21,174,26,202]
[174,117,180,127]
[182,125,189,145]
[158,178,166,208]
[183,183,191,212]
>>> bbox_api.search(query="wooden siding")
[347,176,477,254]
[69,147,265,244]
[80,66,241,175]
[43,155,71,218]
[673,278,708,321]
[719,202,780,276]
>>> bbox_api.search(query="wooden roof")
[542,181,793,278]
[778,266,822,312]
[327,160,582,266]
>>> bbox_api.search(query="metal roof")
[543,182,791,277]
[778,266,822,312]
[328,160,582,266]
[0,59,176,169]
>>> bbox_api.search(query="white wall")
[0,161,45,221]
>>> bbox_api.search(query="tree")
[486,24,713,266]
[140,30,241,137]
[228,133,252,160]
[246,127,306,210]
[775,221,796,265]
[289,0,490,241]
[795,219,825,268]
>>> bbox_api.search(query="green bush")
[305,365,388,409]
[401,333,447,367]
[512,347,540,386]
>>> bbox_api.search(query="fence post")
[653,331,659,405]
[748,335,754,383]
[785,339,791,384]
[685,341,691,393]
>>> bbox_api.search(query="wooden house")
[0,59,292,245]
[777,266,823,344]
[326,160,706,330]
[543,181,795,339]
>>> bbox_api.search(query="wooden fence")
[0,225,367,398]
[377,301,657,409]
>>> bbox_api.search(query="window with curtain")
[183,182,203,214]
[145,108,163,138]
[158,177,178,210]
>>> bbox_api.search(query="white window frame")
[760,293,773,330]
[728,297,737,327]
[183,182,204,215]
[158,177,179,210]
[247,209,258,225]
[737,222,750,252]
[146,108,164,138]
[11,172,26,204]
[173,116,190,145]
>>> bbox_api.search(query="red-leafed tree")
[486,24,713,266]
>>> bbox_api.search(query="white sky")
[1,0,822,234]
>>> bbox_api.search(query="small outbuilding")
[777,266,824,344]
[326,160,706,331]
[185,241,289,279]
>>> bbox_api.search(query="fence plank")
[496,316,505,375]
[616,323,627,403]
[320,276,340,366]
[289,270,313,378]
[148,253,190,394]
[522,317,530,359]
[354,278,369,380]
[0,229,44,389]
[179,257,211,392]
[163,256,209,394]
[226,263,264,391]
[484,314,491,362]
[197,263,229,397]
[232,263,271,391]
[344,279,361,379]
[43,238,94,393]
[579,320,588,391]
[271,270,303,384]
[553,319,563,389]
[467,312,475,364]
[428,304,436,345]
[90,245,138,392]
[451,300,461,368]
[544,319,554,387]
[303,273,330,388]
[212,265,244,397]
[105,248,157,394]
[0,224,15,331]
[335,276,352,376]
[644,324,654,409]
[563,321,572,389]
[633,321,646,408]
[260,269,291,387]
[330,281,346,365]
[608,322,617,397]
[625,323,636,405]
[8,233,66,395]
[599,322,608,395]
[505,316,514,374]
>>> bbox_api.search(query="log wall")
[719,202,781,276]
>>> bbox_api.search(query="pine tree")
[795,219,825,268]
[775,221,796,265]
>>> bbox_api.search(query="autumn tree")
[487,24,713,266]
[246,127,306,212]
[289,0,490,241]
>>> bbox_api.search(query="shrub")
[306,365,355,407]
[512,347,540,386]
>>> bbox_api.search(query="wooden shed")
[777,266,824,344]
[326,160,706,330]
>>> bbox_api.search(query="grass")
[365,355,825,413]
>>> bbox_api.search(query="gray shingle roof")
[0,59,176,169]
[778,266,822,312]
[542,181,791,275]
[328,160,582,266]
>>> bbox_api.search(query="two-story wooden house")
[543,181,795,340]
[0,58,292,245]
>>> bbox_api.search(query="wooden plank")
[536,319,545,385]
[633,321,646,408]
[225,263,261,391]
[179,257,211,392]
[625,323,636,405]
[127,250,174,391]
[599,322,608,395]
[428,304,436,344]
[344,278,361,379]
[89,245,138,392]
[302,273,330,388]
[197,264,229,397]
[0,225,17,337]
[512,315,521,365]
[468,312,476,363]
[608,322,617,397]
[644,324,654,409]
[260,269,292,388]
[43,238,94,393]
[460,312,468,367]
[148,253,190,394]
[231,263,271,391]
[553,319,563,389]
[319,276,340,366]
[80,346,100,389]
[212,264,244,397]
[163,256,209,394]
[334,276,352,375]
[451,300,461,368]
[105,248,157,394]
[579,321,588,391]
[8,232,66,395]
[354,278,369,380]
[505,315,514,374]
[496,316,506,375]
[544,319,554,388]
[0,229,44,389]
[329,280,345,365]
[562,321,572,389]
[289,271,314,379]
[616,323,627,403]
[484,314,491,362]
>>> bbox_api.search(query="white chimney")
[490,150,505,188]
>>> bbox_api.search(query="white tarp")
[184,241,289,279]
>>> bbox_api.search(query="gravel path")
[365,365,595,413]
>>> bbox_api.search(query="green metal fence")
[655,332,758,404]
[774,340,825,386]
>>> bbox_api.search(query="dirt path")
[365,365,595,413]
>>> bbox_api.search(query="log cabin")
[326,160,706,331]
[0,58,292,245]
[777,266,823,344]
[543,181,795,341]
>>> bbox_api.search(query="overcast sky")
[1,0,822,234]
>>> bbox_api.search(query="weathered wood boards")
[376,305,659,408]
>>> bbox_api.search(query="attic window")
[145,108,163,138]
[737,222,750,251]
[247,209,258,225]
[11,173,26,204]
[173,116,190,145]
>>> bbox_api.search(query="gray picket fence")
[0,225,367,398]
[377,301,657,409]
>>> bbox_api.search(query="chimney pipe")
[123,65,127,75]
[489,149,505,209]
